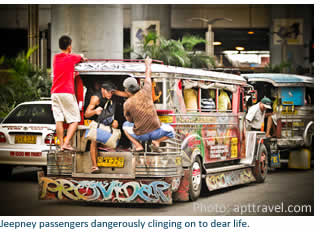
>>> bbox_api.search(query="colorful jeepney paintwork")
[39,60,266,204]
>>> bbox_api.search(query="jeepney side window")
[200,88,216,112]
[183,80,201,113]
[217,88,232,112]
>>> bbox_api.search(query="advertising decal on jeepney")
[39,177,172,203]
[176,114,240,163]
[202,125,239,162]
[205,168,256,191]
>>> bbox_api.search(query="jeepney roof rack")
[87,59,164,65]
[40,97,51,100]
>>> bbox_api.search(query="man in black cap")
[85,82,127,173]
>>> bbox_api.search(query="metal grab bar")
[87,59,164,65]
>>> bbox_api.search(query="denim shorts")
[122,121,175,142]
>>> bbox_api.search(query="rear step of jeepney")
[45,137,184,179]
[134,137,184,177]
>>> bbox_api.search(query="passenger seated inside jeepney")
[183,87,198,112]
[218,89,232,111]
[201,89,216,112]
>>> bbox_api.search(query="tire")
[303,121,314,147]
[189,156,202,201]
[0,165,13,179]
[253,143,268,183]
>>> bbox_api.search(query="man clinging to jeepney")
[51,35,87,151]
[122,57,175,152]
[245,97,272,132]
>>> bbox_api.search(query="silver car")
[0,100,56,176]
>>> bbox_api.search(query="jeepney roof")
[75,61,247,85]
[241,73,314,87]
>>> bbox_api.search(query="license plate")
[15,135,36,144]
[97,156,124,168]
[158,116,173,123]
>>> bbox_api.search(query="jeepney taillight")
[0,132,6,143]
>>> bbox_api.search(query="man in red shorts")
[51,35,87,151]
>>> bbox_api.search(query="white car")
[0,100,56,176]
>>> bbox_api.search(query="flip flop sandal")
[131,148,144,153]
[62,145,76,151]
[91,167,100,173]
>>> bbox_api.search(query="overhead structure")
[190,17,232,57]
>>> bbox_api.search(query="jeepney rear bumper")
[38,170,184,204]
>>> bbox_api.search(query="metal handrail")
[87,59,164,65]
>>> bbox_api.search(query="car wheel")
[253,143,268,183]
[189,156,202,201]
[0,165,13,179]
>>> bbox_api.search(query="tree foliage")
[131,32,215,69]
[0,48,51,118]
[264,61,292,73]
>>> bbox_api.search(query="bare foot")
[133,145,144,152]
[152,140,160,147]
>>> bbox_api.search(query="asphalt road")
[0,166,313,216]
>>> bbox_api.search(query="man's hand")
[80,54,88,62]
[95,106,103,115]
[145,56,152,66]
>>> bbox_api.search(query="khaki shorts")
[52,93,81,123]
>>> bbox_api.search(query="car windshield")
[3,104,55,124]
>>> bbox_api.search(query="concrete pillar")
[51,5,123,61]
[130,5,171,58]
[131,4,171,39]
[40,31,47,70]
[28,5,40,67]
[269,5,313,73]
[206,25,214,57]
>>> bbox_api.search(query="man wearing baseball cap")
[122,57,175,152]
[245,97,272,131]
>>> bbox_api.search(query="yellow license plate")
[15,135,36,144]
[158,116,173,123]
[97,156,124,168]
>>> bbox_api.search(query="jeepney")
[242,73,314,169]
[38,60,268,204]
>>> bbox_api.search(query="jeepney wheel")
[253,144,268,183]
[189,156,202,201]
[303,121,314,148]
